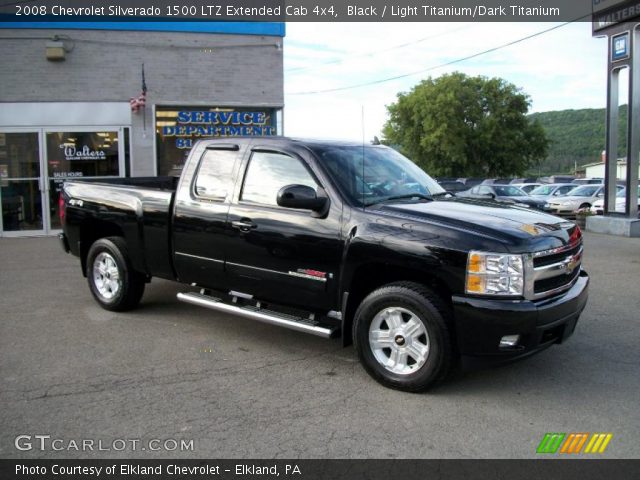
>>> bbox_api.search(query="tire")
[353,281,454,392]
[579,203,591,209]
[86,237,145,312]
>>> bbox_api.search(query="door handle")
[231,219,256,232]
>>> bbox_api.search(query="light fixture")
[46,41,66,61]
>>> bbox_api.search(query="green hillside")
[529,106,627,175]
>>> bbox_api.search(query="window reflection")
[241,152,317,206]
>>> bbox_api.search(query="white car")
[546,184,623,217]
[590,186,640,215]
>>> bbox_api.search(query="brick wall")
[0,29,284,175]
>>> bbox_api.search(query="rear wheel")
[86,237,145,311]
[353,281,454,392]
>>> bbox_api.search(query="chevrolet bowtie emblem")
[565,254,579,275]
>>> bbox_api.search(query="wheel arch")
[79,220,125,277]
[341,262,454,346]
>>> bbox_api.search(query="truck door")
[225,146,343,312]
[172,143,244,289]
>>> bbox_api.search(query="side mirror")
[277,184,327,212]
[597,192,604,198]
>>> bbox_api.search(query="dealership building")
[0,22,285,236]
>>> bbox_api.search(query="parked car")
[59,137,588,392]
[458,184,547,209]
[456,177,483,189]
[437,180,467,193]
[572,178,604,185]
[481,178,512,185]
[546,184,624,217]
[590,186,640,215]
[538,175,575,184]
[528,183,579,201]
[510,178,539,184]
[511,183,543,194]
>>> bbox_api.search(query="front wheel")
[353,282,454,392]
[86,237,145,311]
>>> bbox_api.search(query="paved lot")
[1,232,639,459]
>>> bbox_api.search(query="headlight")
[466,251,524,296]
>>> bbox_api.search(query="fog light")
[499,335,521,349]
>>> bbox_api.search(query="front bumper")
[546,206,578,217]
[452,270,589,368]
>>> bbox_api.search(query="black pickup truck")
[60,137,588,391]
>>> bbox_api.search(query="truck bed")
[71,176,179,191]
[62,177,178,280]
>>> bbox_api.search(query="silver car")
[546,184,623,217]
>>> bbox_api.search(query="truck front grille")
[534,267,580,294]
[525,241,583,300]
[533,242,582,269]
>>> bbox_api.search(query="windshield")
[309,145,445,206]
[493,185,527,197]
[569,185,599,196]
[530,185,555,195]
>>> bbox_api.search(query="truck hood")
[377,198,577,252]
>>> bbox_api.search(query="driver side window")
[241,151,318,207]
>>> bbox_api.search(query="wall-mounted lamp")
[46,40,66,61]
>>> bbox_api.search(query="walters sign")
[59,144,107,161]
[592,0,640,32]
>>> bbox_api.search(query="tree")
[382,72,549,177]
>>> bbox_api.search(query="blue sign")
[612,32,630,62]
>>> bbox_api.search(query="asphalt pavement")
[0,232,639,459]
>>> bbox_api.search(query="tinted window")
[194,149,238,201]
[557,185,575,195]
[494,186,526,196]
[241,151,317,206]
[530,185,554,195]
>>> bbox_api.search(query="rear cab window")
[193,148,239,202]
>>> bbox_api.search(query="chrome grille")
[524,242,583,300]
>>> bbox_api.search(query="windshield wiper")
[365,193,433,206]
[385,193,434,202]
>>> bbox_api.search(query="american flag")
[130,64,147,113]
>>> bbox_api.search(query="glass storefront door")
[0,128,124,236]
[0,131,45,235]
[45,129,122,230]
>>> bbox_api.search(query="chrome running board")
[177,292,337,338]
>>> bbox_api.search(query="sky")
[282,22,611,141]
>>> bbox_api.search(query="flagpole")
[142,64,147,133]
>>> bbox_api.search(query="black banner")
[1,459,639,480]
[0,0,603,23]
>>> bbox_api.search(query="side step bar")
[177,292,337,338]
